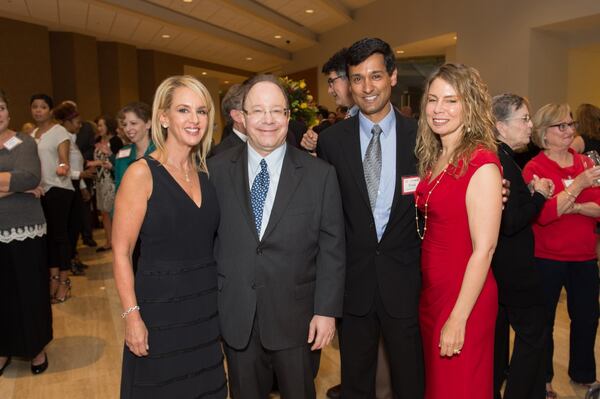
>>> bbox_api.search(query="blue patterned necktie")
[250,159,270,235]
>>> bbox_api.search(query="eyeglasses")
[242,108,290,121]
[505,115,531,123]
[548,121,578,132]
[327,75,346,87]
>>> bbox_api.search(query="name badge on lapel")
[116,147,132,159]
[3,136,23,151]
[402,176,420,195]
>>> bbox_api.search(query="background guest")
[89,115,118,252]
[30,93,74,303]
[570,103,600,154]
[210,84,247,156]
[523,103,600,398]
[492,93,552,399]
[0,89,51,375]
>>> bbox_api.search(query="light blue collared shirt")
[359,104,396,241]
[247,143,287,240]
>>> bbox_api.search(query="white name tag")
[116,147,132,159]
[563,178,574,188]
[402,176,420,195]
[3,136,23,151]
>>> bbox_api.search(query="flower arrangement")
[279,76,319,127]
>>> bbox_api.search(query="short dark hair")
[95,115,119,136]
[346,38,396,76]
[492,93,529,122]
[119,101,152,123]
[53,102,79,122]
[242,74,289,109]
[30,93,54,110]
[322,48,349,77]
[221,84,245,123]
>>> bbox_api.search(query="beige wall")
[568,44,600,109]
[98,42,139,117]
[285,0,600,112]
[0,17,53,129]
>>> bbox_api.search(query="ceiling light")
[305,9,315,14]
[396,50,405,54]
[453,36,457,40]
[274,35,282,39]
[201,72,207,75]
[183,0,193,2]
[161,34,171,39]
[245,57,253,61]
[224,80,229,84]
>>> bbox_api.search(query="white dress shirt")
[247,142,286,240]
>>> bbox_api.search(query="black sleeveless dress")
[120,156,227,399]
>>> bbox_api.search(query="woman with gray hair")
[491,93,552,399]
[523,103,600,398]
[0,90,52,375]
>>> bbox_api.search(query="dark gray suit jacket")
[208,144,345,351]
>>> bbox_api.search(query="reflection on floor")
[0,232,597,398]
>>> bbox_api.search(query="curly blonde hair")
[415,63,497,177]
[151,75,215,173]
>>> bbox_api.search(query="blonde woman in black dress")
[113,76,226,398]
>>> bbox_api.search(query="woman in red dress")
[415,63,503,398]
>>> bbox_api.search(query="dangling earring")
[162,124,168,129]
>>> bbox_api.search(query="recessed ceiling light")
[224,80,229,84]
[274,35,282,39]
[305,9,315,14]
[245,57,253,61]
[183,0,193,3]
[453,36,457,40]
[396,50,405,54]
[161,34,171,39]
[201,72,207,75]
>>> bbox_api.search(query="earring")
[466,127,471,133]
[162,124,168,129]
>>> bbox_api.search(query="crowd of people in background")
[1,35,600,399]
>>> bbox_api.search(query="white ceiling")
[0,0,375,73]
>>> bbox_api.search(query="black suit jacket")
[317,109,421,318]
[492,143,545,306]
[210,130,245,157]
[76,121,96,161]
[208,144,346,350]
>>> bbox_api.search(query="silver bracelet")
[121,305,140,319]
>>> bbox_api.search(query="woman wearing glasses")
[523,103,600,398]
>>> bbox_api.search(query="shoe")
[326,384,341,399]
[52,279,72,304]
[96,246,111,253]
[83,238,97,247]
[70,263,86,276]
[49,275,60,299]
[31,353,48,375]
[0,356,11,376]
[570,379,598,388]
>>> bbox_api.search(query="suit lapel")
[261,145,303,241]
[342,116,372,212]
[229,145,260,243]
[381,112,414,242]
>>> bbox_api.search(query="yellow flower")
[300,102,308,109]
[307,95,313,101]
[299,81,306,89]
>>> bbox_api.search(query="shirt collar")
[233,128,248,142]
[358,103,395,139]
[348,104,359,117]
[247,142,287,174]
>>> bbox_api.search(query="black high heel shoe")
[0,356,11,376]
[31,353,48,375]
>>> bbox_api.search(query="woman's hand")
[102,160,113,170]
[531,175,555,198]
[125,315,149,357]
[439,315,466,357]
[25,186,45,198]
[56,164,70,177]
[574,166,600,191]
[86,160,103,168]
